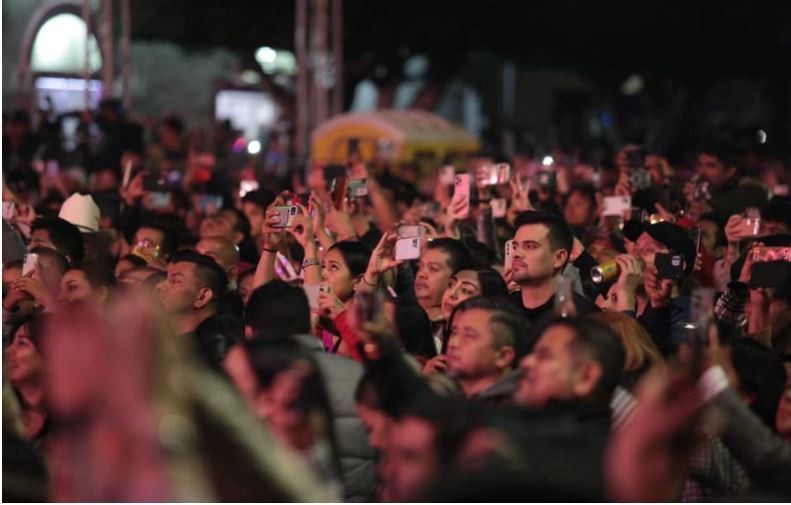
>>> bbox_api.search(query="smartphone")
[330,176,348,210]
[750,260,791,289]
[751,246,791,263]
[239,180,260,198]
[2,201,17,221]
[146,191,172,210]
[689,227,702,254]
[303,284,329,310]
[629,208,649,223]
[480,163,511,186]
[453,174,471,218]
[347,178,368,198]
[629,168,652,190]
[394,236,422,261]
[198,194,224,215]
[491,198,507,218]
[439,165,456,186]
[603,196,632,217]
[655,253,685,280]
[270,205,299,228]
[143,172,167,192]
[397,225,423,238]
[537,170,556,190]
[740,217,761,237]
[122,159,134,189]
[504,239,514,272]
[22,253,39,277]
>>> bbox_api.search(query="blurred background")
[3,0,791,167]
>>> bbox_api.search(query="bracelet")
[262,246,278,253]
[302,258,320,269]
[361,275,378,287]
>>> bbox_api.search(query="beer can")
[591,260,619,284]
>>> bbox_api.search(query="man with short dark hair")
[514,318,625,409]
[509,211,598,326]
[160,250,231,368]
[28,217,85,265]
[688,137,768,221]
[445,296,530,404]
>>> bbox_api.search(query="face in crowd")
[446,308,515,382]
[441,270,482,320]
[511,223,568,285]
[415,247,454,313]
[514,323,602,408]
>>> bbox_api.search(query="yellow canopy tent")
[311,109,480,169]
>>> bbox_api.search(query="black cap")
[622,220,647,242]
[644,222,696,276]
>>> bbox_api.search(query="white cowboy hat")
[58,193,101,233]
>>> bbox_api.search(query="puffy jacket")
[292,334,376,501]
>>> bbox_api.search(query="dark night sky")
[131,0,791,82]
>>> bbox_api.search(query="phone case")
[271,206,299,228]
[603,196,632,217]
[303,285,321,309]
[395,237,421,261]
[22,253,39,277]
[504,240,514,272]
[453,174,471,218]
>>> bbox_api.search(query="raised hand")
[422,355,448,375]
[364,233,403,280]
[509,176,533,213]
[611,254,645,312]
[317,285,346,320]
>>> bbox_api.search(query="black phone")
[142,172,167,192]
[749,261,791,289]
[655,253,685,280]
[689,227,702,254]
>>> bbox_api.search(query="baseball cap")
[644,222,696,276]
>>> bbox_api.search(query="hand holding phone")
[603,196,632,217]
[269,206,299,228]
[452,174,471,219]
[654,253,685,280]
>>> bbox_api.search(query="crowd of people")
[2,98,791,501]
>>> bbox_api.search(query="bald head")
[195,236,239,278]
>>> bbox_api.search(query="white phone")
[504,240,514,272]
[602,196,632,217]
[453,174,471,219]
[2,201,17,221]
[23,253,39,277]
[395,236,422,261]
[303,284,330,310]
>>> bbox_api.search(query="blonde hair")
[587,311,663,371]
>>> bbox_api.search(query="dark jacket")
[509,288,599,329]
